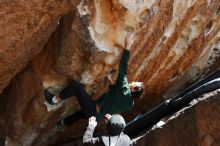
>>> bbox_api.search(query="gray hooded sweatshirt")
[83,125,136,146]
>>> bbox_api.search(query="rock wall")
[0,0,81,93]
[137,91,220,146]
[0,0,220,146]
[54,90,220,146]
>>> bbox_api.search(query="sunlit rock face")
[0,0,220,145]
[54,0,220,102]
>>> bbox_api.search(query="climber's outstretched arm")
[116,33,136,86]
[83,117,100,145]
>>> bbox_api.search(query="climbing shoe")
[44,90,58,105]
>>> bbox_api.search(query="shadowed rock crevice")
[0,0,220,146]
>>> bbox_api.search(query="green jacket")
[96,49,133,121]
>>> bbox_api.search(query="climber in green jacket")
[45,33,144,125]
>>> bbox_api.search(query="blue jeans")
[60,81,97,125]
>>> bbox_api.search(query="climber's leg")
[45,81,89,105]
[60,81,97,117]
[58,81,97,125]
[59,81,82,100]
[58,100,96,126]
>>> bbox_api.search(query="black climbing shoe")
[44,90,57,105]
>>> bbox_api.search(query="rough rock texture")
[52,0,220,104]
[137,91,220,146]
[0,0,81,93]
[0,29,75,146]
[0,0,220,146]
[55,90,220,146]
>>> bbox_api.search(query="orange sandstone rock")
[0,0,220,145]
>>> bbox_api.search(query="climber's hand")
[125,33,136,50]
[88,116,97,127]
[104,114,112,123]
